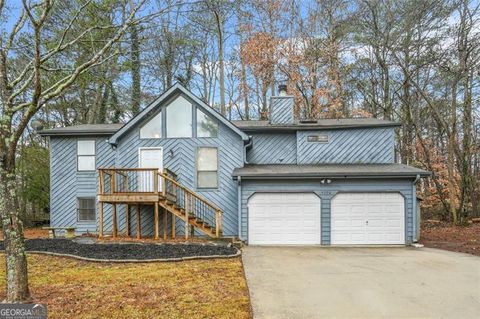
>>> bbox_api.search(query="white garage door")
[248,193,321,245]
[331,193,405,245]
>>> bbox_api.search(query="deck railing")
[99,168,161,194]
[98,168,222,237]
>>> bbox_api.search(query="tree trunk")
[214,10,226,116]
[0,165,30,302]
[448,83,458,223]
[130,23,141,115]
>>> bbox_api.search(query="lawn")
[420,221,480,256]
[0,254,251,319]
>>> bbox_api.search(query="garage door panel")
[333,232,366,243]
[248,193,321,245]
[332,193,405,245]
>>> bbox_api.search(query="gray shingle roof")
[37,124,124,136]
[232,118,401,131]
[232,164,430,178]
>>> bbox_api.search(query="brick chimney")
[270,85,294,125]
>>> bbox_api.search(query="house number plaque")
[307,134,329,143]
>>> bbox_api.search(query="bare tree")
[0,0,146,302]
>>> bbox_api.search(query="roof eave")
[38,131,117,137]
[232,172,431,179]
[236,123,402,132]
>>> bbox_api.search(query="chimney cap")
[278,84,287,96]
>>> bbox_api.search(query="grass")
[0,254,251,319]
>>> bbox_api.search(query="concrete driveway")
[243,246,480,319]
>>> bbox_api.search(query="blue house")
[39,83,429,245]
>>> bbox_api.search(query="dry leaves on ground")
[420,222,480,256]
[0,254,251,319]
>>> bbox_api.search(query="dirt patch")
[0,239,238,261]
[0,254,251,319]
[0,227,49,239]
[420,222,480,256]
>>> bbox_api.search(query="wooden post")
[136,204,141,239]
[162,173,166,196]
[112,204,117,238]
[163,208,167,240]
[111,170,116,193]
[216,210,220,237]
[98,202,104,237]
[126,204,130,238]
[99,170,104,194]
[153,170,158,194]
[185,194,189,240]
[154,202,159,240]
[171,213,176,239]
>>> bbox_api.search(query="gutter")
[37,131,117,137]
[233,173,431,180]
[237,123,402,133]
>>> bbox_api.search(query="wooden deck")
[98,168,222,240]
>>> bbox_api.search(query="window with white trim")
[77,197,96,221]
[140,111,162,138]
[166,96,192,138]
[77,140,95,171]
[196,147,218,188]
[197,108,218,137]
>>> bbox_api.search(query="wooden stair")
[157,171,223,238]
[97,168,223,239]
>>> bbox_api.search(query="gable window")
[140,111,162,138]
[166,96,192,138]
[77,140,95,171]
[196,147,218,188]
[197,109,219,138]
[77,197,96,221]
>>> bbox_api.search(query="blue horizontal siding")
[114,118,244,237]
[297,128,395,164]
[50,137,115,234]
[247,133,297,164]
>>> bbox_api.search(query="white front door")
[331,193,405,245]
[138,147,163,192]
[248,193,321,245]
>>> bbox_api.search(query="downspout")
[412,174,421,243]
[110,142,118,167]
[243,136,253,164]
[239,136,252,241]
[237,176,243,241]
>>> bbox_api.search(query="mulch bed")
[420,221,480,256]
[0,239,238,261]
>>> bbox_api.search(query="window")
[140,111,162,138]
[197,147,218,188]
[77,140,95,171]
[77,198,96,221]
[197,109,219,137]
[166,96,192,138]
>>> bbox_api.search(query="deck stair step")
[156,171,223,238]
[97,168,223,239]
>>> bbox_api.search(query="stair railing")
[158,171,223,237]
